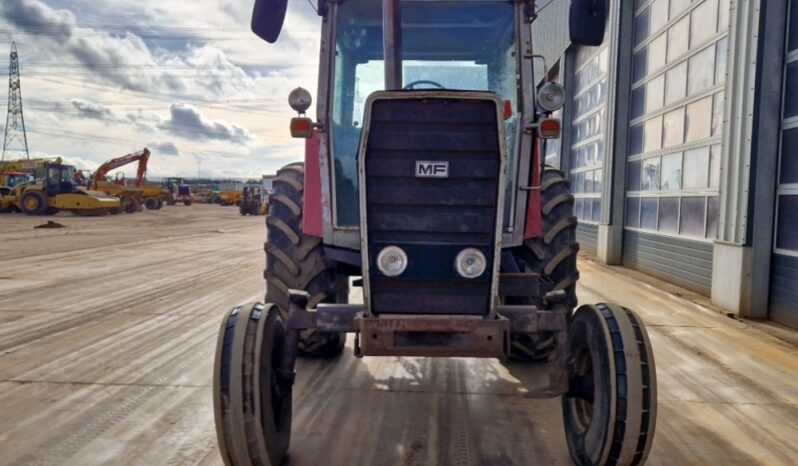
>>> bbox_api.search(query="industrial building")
[533,0,797,327]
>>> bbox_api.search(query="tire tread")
[264,163,343,356]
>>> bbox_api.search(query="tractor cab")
[328,1,524,228]
[43,163,78,196]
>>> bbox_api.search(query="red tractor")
[214,1,657,465]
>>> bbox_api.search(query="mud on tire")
[264,162,345,357]
[509,168,579,361]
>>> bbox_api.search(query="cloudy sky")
[0,0,321,179]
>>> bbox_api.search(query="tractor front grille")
[363,95,502,315]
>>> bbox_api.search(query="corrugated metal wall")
[770,254,798,328]
[577,223,598,255]
[622,231,713,295]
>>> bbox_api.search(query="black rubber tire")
[124,196,141,214]
[184,199,192,206]
[144,197,160,210]
[562,304,657,466]
[214,303,292,466]
[264,162,345,357]
[509,168,579,361]
[20,191,48,215]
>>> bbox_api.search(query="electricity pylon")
[2,41,30,161]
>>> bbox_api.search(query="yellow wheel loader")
[7,162,120,216]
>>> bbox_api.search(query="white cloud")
[159,103,251,144]
[147,141,179,157]
[0,0,321,177]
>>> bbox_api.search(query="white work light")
[537,81,566,113]
[455,248,487,279]
[377,246,408,277]
[288,87,313,114]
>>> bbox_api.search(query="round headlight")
[376,246,408,277]
[288,87,313,114]
[537,81,566,113]
[455,248,487,279]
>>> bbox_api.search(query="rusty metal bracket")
[525,330,570,399]
[496,305,567,333]
[316,304,361,332]
[356,315,509,358]
[286,301,363,333]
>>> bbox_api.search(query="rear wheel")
[562,304,657,466]
[184,199,192,206]
[265,162,345,357]
[20,191,48,215]
[144,197,160,210]
[509,168,579,360]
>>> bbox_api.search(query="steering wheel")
[403,80,445,90]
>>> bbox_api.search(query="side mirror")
[569,0,608,46]
[251,0,289,44]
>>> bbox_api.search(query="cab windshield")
[46,165,76,185]
[331,0,519,226]
[6,174,32,188]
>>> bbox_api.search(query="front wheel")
[562,303,657,466]
[20,191,48,215]
[213,303,292,465]
[144,197,160,210]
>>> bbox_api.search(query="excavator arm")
[134,149,150,187]
[92,148,151,188]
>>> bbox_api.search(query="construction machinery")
[164,177,192,206]
[0,171,31,212]
[189,184,220,203]
[239,184,266,215]
[88,148,157,213]
[3,160,119,215]
[216,189,241,206]
[215,2,657,466]
[0,170,32,191]
[1,157,55,178]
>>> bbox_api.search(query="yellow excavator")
[1,159,120,215]
[86,149,155,213]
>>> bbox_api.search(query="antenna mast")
[3,41,30,161]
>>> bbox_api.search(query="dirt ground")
[0,204,796,465]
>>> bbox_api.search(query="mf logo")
[415,161,449,178]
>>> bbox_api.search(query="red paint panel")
[302,131,324,238]
[524,138,543,239]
